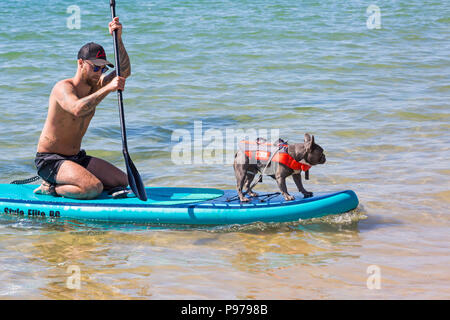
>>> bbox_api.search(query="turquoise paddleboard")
[0,184,358,225]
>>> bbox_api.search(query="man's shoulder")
[49,79,79,107]
[51,78,72,91]
[51,79,75,95]
[54,78,75,89]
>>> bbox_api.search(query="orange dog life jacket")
[239,140,311,172]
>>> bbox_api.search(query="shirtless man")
[34,17,130,199]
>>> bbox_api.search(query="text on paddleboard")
[3,207,60,217]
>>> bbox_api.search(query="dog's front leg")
[292,173,313,198]
[275,175,295,201]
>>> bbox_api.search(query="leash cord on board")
[10,175,41,185]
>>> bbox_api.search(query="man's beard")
[86,75,100,87]
[82,71,99,87]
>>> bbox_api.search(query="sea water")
[0,0,448,299]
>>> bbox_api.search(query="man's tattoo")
[76,87,110,117]
[118,38,130,77]
[101,38,130,87]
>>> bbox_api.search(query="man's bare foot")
[34,182,58,196]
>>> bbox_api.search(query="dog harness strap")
[241,141,311,172]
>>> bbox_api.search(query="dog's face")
[298,134,326,165]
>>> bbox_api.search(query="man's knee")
[82,179,103,199]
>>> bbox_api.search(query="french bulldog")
[233,133,326,202]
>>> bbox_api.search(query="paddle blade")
[123,151,147,201]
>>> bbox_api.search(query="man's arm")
[56,79,123,117]
[118,37,131,78]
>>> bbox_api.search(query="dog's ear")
[304,133,313,152]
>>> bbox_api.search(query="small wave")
[436,17,450,23]
[389,111,449,121]
[298,205,367,226]
[293,106,326,113]
[333,129,379,139]
[208,205,368,233]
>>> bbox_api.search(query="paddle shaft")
[110,0,128,152]
[109,0,147,201]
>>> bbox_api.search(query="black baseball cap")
[77,42,114,67]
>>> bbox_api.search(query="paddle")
[109,0,147,201]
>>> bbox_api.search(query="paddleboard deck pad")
[0,184,358,225]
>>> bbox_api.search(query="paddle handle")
[110,0,128,152]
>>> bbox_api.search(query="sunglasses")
[85,61,108,73]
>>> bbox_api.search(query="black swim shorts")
[34,149,92,184]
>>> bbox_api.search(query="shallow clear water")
[0,0,448,299]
